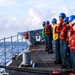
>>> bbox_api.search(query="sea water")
[0,42,29,65]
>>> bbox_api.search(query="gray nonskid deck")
[5,44,72,75]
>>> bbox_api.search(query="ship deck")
[5,44,72,75]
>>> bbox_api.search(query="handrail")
[0,35,17,41]
[0,34,28,66]
[0,39,4,41]
[0,29,42,66]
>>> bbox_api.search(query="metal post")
[17,35,19,56]
[4,37,6,66]
[11,36,13,58]
[22,35,23,51]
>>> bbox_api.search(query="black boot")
[45,46,49,52]
[48,50,53,54]
[61,64,68,69]
[48,51,53,54]
[50,50,53,53]
[54,61,62,64]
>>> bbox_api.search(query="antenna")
[27,29,28,32]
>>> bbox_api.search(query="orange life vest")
[60,25,67,40]
[45,24,52,35]
[56,20,63,33]
[68,32,75,50]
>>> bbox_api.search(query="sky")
[0,0,75,39]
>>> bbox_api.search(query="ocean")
[0,42,29,66]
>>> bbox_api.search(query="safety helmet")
[69,15,75,25]
[42,21,45,25]
[51,18,57,23]
[59,13,66,19]
[69,15,75,22]
[64,17,69,22]
[46,21,50,24]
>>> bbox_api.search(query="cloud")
[0,7,74,36]
[0,0,75,39]
[0,8,53,34]
[0,16,26,29]
[0,0,16,6]
[27,8,42,29]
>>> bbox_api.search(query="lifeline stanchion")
[17,35,19,56]
[11,36,13,60]
[4,37,6,66]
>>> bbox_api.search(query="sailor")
[42,21,48,52]
[45,21,53,54]
[56,13,66,64]
[67,15,75,41]
[60,17,71,69]
[68,15,75,74]
[56,13,66,34]
[51,18,61,64]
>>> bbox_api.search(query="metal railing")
[0,29,42,66]
[0,34,29,66]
